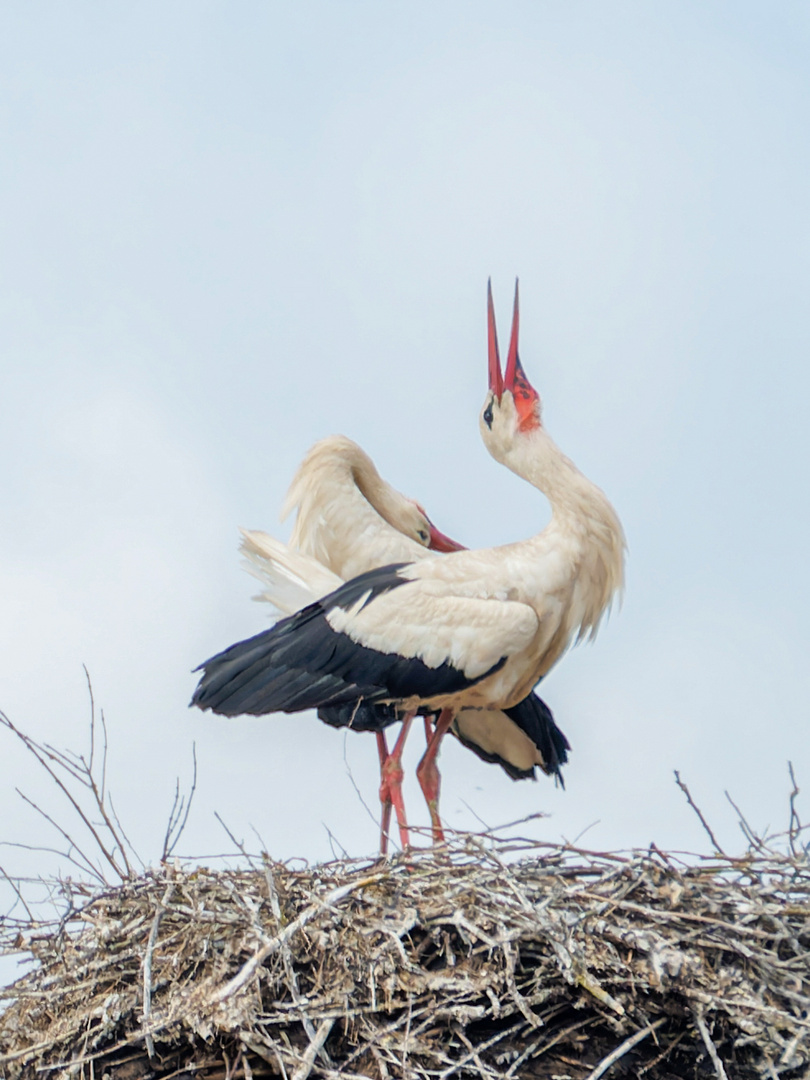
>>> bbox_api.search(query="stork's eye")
[418,528,429,543]
[483,400,494,429]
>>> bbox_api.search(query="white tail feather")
[239,529,341,616]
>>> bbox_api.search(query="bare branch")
[214,812,259,867]
[674,771,726,855]
[724,789,767,853]
[14,789,105,884]
[83,665,96,777]
[584,1020,666,1080]
[107,794,145,874]
[0,711,128,881]
[787,761,802,857]
[0,862,36,922]
[290,1019,334,1080]
[142,882,175,1058]
[693,1010,730,1080]
[99,708,109,804]
[162,745,197,860]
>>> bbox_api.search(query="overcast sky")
[1,2,808,905]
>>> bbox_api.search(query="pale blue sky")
[1,2,808,884]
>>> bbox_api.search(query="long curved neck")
[512,430,611,523]
[284,437,409,551]
[503,427,626,635]
[350,456,407,532]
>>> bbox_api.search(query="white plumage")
[193,281,624,847]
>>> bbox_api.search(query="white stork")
[240,434,465,851]
[193,281,624,844]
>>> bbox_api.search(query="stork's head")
[480,279,542,461]
[410,501,466,552]
[386,495,465,552]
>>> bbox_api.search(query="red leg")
[376,731,392,855]
[377,714,415,853]
[415,708,455,844]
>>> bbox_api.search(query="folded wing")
[192,563,539,717]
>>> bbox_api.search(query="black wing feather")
[504,693,570,783]
[450,692,570,783]
[191,562,504,718]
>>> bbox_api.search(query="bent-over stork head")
[480,280,542,459]
[385,495,464,552]
[412,502,466,552]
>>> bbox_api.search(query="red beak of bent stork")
[426,519,465,553]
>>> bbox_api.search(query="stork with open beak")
[241,437,567,853]
[193,281,624,845]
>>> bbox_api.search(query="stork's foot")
[416,708,454,845]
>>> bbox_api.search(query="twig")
[459,798,493,834]
[340,729,382,837]
[0,1040,55,1066]
[290,1019,334,1080]
[14,789,105,884]
[142,882,175,1058]
[84,666,97,779]
[506,1017,595,1077]
[787,761,802,857]
[694,1010,730,1080]
[584,1019,666,1080]
[674,771,726,855]
[637,1030,687,1076]
[0,862,36,922]
[502,941,541,1028]
[439,1020,525,1080]
[214,812,260,868]
[239,1034,288,1080]
[322,824,349,861]
[107,794,145,873]
[99,708,109,805]
[725,790,766,853]
[162,745,198,860]
[242,1051,253,1080]
[0,710,130,881]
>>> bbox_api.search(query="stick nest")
[1,836,809,1080]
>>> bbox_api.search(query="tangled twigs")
[210,872,387,1005]
[0,833,808,1080]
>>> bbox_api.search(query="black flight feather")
[191,562,505,718]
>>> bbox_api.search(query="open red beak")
[503,279,520,392]
[427,521,466,553]
[487,279,504,400]
[487,279,540,428]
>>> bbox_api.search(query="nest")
[1,835,809,1080]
